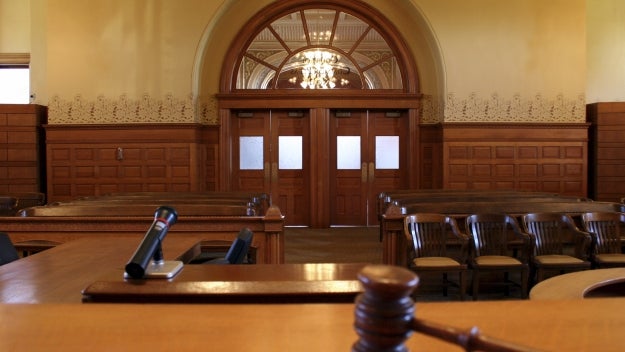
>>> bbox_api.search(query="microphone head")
[154,206,178,226]
[125,262,146,279]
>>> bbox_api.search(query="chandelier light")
[290,49,350,89]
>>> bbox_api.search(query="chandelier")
[289,50,350,89]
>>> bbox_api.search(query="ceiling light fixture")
[289,49,350,89]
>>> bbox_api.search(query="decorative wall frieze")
[444,93,586,123]
[46,92,585,125]
[419,94,442,124]
[47,94,219,124]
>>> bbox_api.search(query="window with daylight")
[0,67,30,104]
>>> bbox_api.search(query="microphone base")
[124,260,184,279]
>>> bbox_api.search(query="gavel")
[352,265,539,352]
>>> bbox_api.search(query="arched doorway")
[216,0,422,227]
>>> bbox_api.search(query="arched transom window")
[237,8,403,90]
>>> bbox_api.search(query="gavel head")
[352,265,420,352]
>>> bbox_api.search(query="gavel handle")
[411,318,540,352]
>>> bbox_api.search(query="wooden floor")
[284,226,382,264]
[284,226,524,302]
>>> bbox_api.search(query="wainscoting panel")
[442,123,589,197]
[0,104,47,194]
[45,124,216,202]
[587,102,625,202]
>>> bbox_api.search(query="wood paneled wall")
[441,123,588,197]
[0,104,47,194]
[43,122,590,203]
[45,124,218,203]
[587,102,625,202]
[418,124,442,189]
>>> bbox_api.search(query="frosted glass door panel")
[375,136,399,169]
[279,136,303,169]
[240,136,264,170]
[337,136,361,170]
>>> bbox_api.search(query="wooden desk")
[82,263,366,303]
[0,237,365,304]
[0,236,201,303]
[530,268,625,300]
[3,298,625,351]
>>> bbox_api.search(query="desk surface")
[0,236,201,303]
[3,298,625,351]
[530,268,625,300]
[83,262,365,303]
[0,236,365,303]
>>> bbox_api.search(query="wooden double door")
[231,109,408,227]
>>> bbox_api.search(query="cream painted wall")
[415,0,586,122]
[41,0,221,123]
[0,0,31,52]
[587,0,625,103]
[2,0,623,123]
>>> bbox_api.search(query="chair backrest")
[224,228,254,264]
[0,232,19,265]
[404,213,449,258]
[465,213,516,257]
[0,197,18,216]
[581,212,625,254]
[522,213,571,256]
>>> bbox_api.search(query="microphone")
[124,206,178,279]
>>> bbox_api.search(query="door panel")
[366,111,408,225]
[272,111,310,225]
[232,110,310,226]
[330,111,368,225]
[232,111,270,193]
[330,110,408,226]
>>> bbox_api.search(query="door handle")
[368,162,375,183]
[361,162,368,183]
[271,162,278,185]
[264,162,271,183]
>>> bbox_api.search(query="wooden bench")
[0,192,285,264]
[51,191,269,216]
[378,190,579,218]
[18,203,258,217]
[381,199,625,266]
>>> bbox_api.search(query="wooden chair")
[580,212,625,268]
[521,213,591,284]
[0,232,20,265]
[403,213,469,300]
[465,214,530,300]
[0,196,17,216]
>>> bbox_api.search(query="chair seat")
[413,256,463,268]
[534,255,586,265]
[594,253,625,264]
[474,255,522,266]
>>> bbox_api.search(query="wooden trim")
[217,91,422,109]
[0,53,30,65]
[44,124,208,143]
